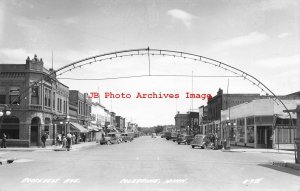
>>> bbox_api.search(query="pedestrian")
[56,134,62,146]
[66,132,72,151]
[75,133,78,144]
[41,132,48,148]
[62,135,67,148]
[1,133,7,148]
[82,133,86,142]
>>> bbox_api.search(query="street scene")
[0,0,300,191]
[0,136,299,191]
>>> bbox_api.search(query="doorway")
[31,117,40,146]
[257,126,272,148]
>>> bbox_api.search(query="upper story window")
[9,87,20,105]
[0,95,6,104]
[44,88,51,107]
[52,92,55,109]
[31,86,39,105]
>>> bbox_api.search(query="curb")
[0,143,99,152]
[272,161,300,170]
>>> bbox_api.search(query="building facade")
[174,112,189,134]
[220,98,299,149]
[201,88,261,137]
[0,55,69,147]
[116,116,126,132]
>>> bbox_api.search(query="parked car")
[177,134,187,144]
[151,133,157,138]
[164,132,172,140]
[190,134,211,149]
[186,135,195,145]
[107,132,121,144]
[171,132,179,142]
[177,135,194,145]
[121,133,133,142]
[100,134,110,145]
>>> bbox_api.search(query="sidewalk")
[222,145,295,154]
[0,141,99,152]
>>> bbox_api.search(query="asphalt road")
[0,136,299,191]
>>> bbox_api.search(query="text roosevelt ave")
[88,92,212,100]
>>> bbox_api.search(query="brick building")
[201,88,261,136]
[0,55,69,147]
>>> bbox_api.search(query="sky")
[0,0,299,127]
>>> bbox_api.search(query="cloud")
[255,54,300,68]
[277,32,290,38]
[0,1,5,44]
[0,48,33,63]
[259,0,298,11]
[213,32,269,51]
[167,9,196,28]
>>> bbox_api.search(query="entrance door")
[31,117,40,146]
[257,126,272,148]
[30,125,38,146]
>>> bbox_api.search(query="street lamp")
[0,106,12,138]
[66,115,70,134]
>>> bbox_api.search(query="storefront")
[221,99,299,149]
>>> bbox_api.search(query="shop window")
[237,126,245,143]
[275,128,295,144]
[0,116,20,139]
[255,116,273,125]
[247,126,254,143]
[237,118,245,126]
[246,117,254,126]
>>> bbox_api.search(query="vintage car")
[121,133,133,142]
[190,134,211,149]
[171,132,179,142]
[164,132,172,140]
[107,132,121,144]
[177,134,194,145]
[99,134,110,145]
[151,133,157,138]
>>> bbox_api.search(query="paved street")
[0,136,299,191]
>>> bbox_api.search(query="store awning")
[70,122,88,133]
[87,125,102,132]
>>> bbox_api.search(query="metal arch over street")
[8,47,295,136]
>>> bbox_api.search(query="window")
[0,95,6,104]
[9,87,20,105]
[246,117,254,126]
[247,126,254,143]
[57,98,60,111]
[53,92,55,109]
[236,126,245,143]
[59,99,62,112]
[44,88,51,107]
[31,86,39,104]
[63,100,66,114]
[0,117,20,139]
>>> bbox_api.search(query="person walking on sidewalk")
[41,132,48,148]
[1,133,7,148]
[66,132,72,151]
[62,135,67,148]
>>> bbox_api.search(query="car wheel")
[177,142,180,144]
[191,145,195,148]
